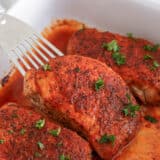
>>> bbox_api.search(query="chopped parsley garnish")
[122,94,140,117]
[99,134,115,145]
[95,77,104,91]
[8,130,14,134]
[74,67,80,72]
[34,152,42,158]
[12,113,18,118]
[144,115,158,123]
[144,44,159,52]
[43,64,51,71]
[153,61,160,69]
[102,40,126,65]
[59,154,70,160]
[143,54,153,60]
[57,141,63,147]
[20,128,26,135]
[127,33,134,39]
[143,54,160,71]
[112,52,126,65]
[102,40,120,52]
[122,105,140,117]
[0,139,4,144]
[126,93,131,101]
[37,141,44,150]
[49,127,61,137]
[35,119,45,129]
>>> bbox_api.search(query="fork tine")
[24,39,44,66]
[9,50,26,76]
[27,38,49,62]
[34,34,64,56]
[30,36,56,58]
[15,47,31,70]
[3,15,65,77]
[19,44,39,69]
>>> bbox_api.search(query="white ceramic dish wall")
[0,0,160,78]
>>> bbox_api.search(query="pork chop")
[0,103,92,160]
[24,55,141,159]
[67,28,160,105]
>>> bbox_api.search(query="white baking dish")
[0,0,160,78]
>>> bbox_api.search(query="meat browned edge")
[24,55,141,160]
[67,28,160,105]
[0,103,92,160]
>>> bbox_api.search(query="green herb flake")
[59,154,70,160]
[153,61,160,68]
[34,152,42,158]
[20,128,26,135]
[144,45,152,51]
[123,108,129,116]
[37,141,45,150]
[99,134,116,145]
[122,94,140,117]
[144,44,160,52]
[8,130,14,134]
[112,52,126,65]
[144,115,158,123]
[0,139,5,144]
[43,64,51,71]
[122,104,140,117]
[49,127,61,137]
[74,67,80,72]
[127,33,134,39]
[12,113,18,118]
[102,40,120,52]
[126,93,131,101]
[143,54,153,60]
[35,119,45,129]
[95,77,104,91]
[57,141,63,147]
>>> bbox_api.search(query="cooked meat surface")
[67,28,160,105]
[0,103,92,160]
[24,55,140,160]
[116,106,160,160]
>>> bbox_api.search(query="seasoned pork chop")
[24,55,141,159]
[0,103,92,160]
[67,28,160,105]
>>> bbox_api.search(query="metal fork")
[0,14,64,76]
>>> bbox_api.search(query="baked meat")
[24,55,141,159]
[67,28,160,105]
[0,103,92,160]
